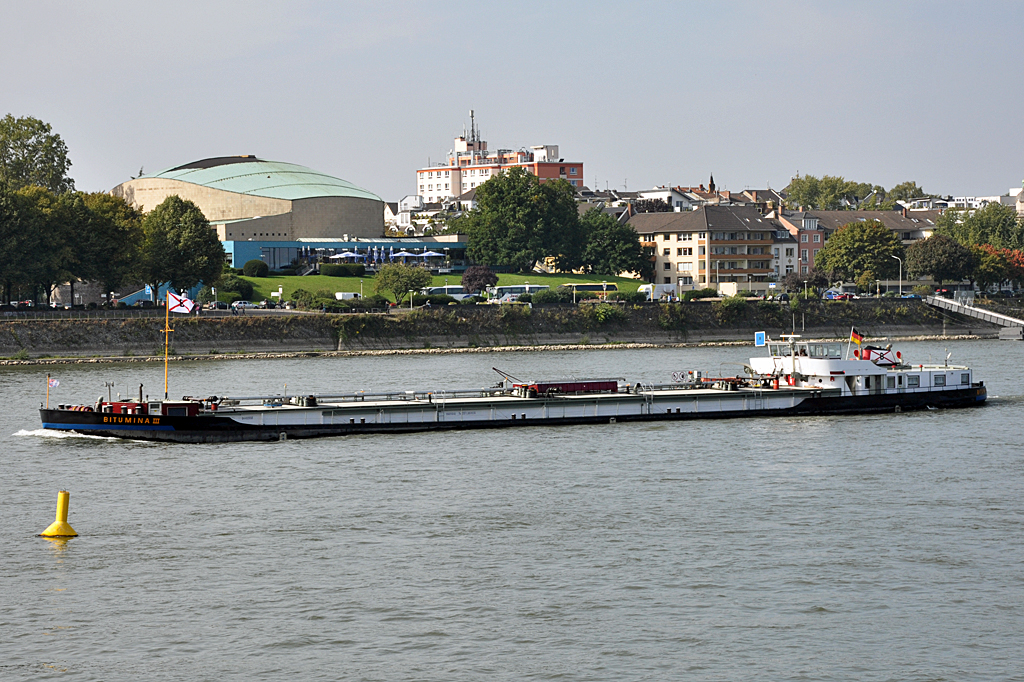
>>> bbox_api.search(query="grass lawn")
[242,272,645,302]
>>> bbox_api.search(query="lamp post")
[360,279,363,298]
[803,280,808,297]
[890,254,903,297]
[409,290,414,309]
[876,279,881,297]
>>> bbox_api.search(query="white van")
[334,292,361,300]
[637,284,676,301]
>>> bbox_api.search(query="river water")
[2,340,1022,681]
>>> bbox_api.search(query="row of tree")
[809,204,1024,292]
[785,174,927,211]
[449,167,647,276]
[0,184,224,304]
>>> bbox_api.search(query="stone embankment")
[0,299,998,363]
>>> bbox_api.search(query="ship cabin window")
[768,343,792,357]
[908,375,920,388]
[779,342,842,358]
[166,407,187,417]
[887,376,896,389]
[934,375,946,387]
[961,373,970,385]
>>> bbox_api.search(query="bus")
[486,284,550,302]
[557,282,619,300]
[421,285,475,301]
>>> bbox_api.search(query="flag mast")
[162,288,174,399]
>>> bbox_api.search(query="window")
[677,248,683,256]
[887,376,896,389]
[570,180,577,186]
[801,249,808,262]
[801,234,808,242]
[663,262,671,270]
[570,167,577,175]
[785,248,794,257]
[801,265,808,274]
[663,248,671,256]
[682,248,692,256]
[773,248,779,257]
[678,262,692,271]
[678,276,693,285]
[961,373,970,385]
[785,265,794,274]
[662,234,670,240]
[698,232,706,239]
[813,233,821,243]
[428,172,433,178]
[908,375,920,388]
[934,375,946,387]
[680,233,691,241]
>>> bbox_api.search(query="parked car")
[232,300,257,309]
[775,293,790,302]
[902,294,922,300]
[207,301,229,310]
[258,299,276,309]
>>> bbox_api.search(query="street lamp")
[409,290,414,309]
[360,279,363,298]
[890,254,903,297]
[876,279,881,297]
[803,280,808,297]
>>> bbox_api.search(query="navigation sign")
[145,284,152,296]
[769,282,776,288]
[754,331,766,347]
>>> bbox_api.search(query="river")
[1,339,1022,680]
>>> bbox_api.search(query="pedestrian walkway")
[925,295,1024,327]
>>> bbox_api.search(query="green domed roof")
[150,156,381,202]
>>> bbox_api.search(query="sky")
[2,0,1022,201]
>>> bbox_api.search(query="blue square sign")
[754,331,766,347]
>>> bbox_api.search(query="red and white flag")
[167,291,195,314]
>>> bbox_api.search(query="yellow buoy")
[40,490,78,537]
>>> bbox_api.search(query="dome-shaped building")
[112,155,383,240]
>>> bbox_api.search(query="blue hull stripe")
[43,422,176,432]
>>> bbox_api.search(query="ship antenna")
[492,367,522,384]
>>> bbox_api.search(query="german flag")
[851,327,864,345]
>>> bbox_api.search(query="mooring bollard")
[40,490,78,537]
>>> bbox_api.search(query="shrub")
[608,290,647,304]
[411,294,457,306]
[531,289,564,305]
[682,288,718,301]
[461,265,498,294]
[913,285,934,296]
[320,263,347,277]
[197,286,216,303]
[220,275,253,300]
[516,293,532,303]
[243,259,270,277]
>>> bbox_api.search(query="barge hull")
[39,385,986,444]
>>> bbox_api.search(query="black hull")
[40,386,986,444]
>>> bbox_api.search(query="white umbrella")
[329,252,358,259]
[419,251,445,257]
[392,251,417,257]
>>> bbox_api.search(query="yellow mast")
[162,290,173,399]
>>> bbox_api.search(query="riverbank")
[0,334,988,366]
[0,300,997,361]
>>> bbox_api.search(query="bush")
[516,293,532,303]
[411,294,457,306]
[197,286,216,303]
[531,289,564,305]
[220,275,253,300]
[243,259,269,277]
[608,290,647,304]
[682,288,718,302]
[320,263,347,277]
[913,285,934,296]
[582,302,627,324]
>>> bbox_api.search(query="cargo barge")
[39,336,986,443]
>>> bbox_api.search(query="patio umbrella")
[419,251,445,257]
[392,251,417,257]
[389,246,394,262]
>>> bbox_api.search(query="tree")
[906,235,973,286]
[970,244,1009,291]
[460,265,498,294]
[374,262,432,303]
[456,168,583,272]
[138,196,224,297]
[814,220,904,282]
[782,266,829,294]
[579,208,645,276]
[11,185,78,304]
[785,174,882,210]
[79,192,143,295]
[935,203,1024,250]
[0,114,74,193]
[888,181,927,203]
[243,259,269,277]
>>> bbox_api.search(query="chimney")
[902,207,907,218]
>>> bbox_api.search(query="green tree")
[782,266,830,293]
[814,220,904,282]
[785,174,882,210]
[906,234,973,286]
[0,183,37,302]
[888,181,927,203]
[79,192,143,295]
[0,114,74,193]
[579,208,644,276]
[456,168,583,272]
[935,203,1024,249]
[374,262,432,303]
[12,185,78,304]
[138,196,224,297]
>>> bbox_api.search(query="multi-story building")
[414,112,583,203]
[629,206,779,294]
